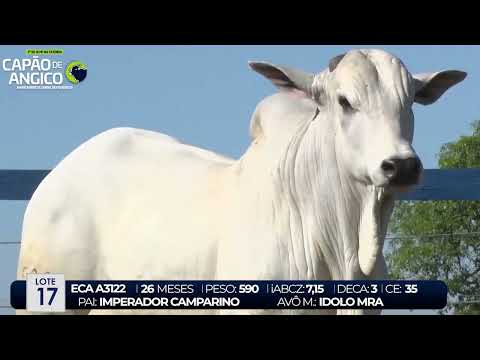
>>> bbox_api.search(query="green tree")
[386,120,480,315]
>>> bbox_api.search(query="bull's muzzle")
[381,156,423,187]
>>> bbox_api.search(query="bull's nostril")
[381,161,396,175]
[384,156,422,186]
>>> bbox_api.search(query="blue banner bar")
[11,280,447,310]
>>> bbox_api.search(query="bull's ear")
[413,70,467,105]
[249,61,314,97]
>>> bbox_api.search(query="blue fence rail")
[0,170,50,200]
[0,169,479,201]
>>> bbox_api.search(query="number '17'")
[37,287,58,306]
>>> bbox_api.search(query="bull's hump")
[249,93,318,140]
[257,92,317,119]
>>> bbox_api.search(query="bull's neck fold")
[236,109,391,280]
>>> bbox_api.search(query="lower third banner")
[10,275,448,312]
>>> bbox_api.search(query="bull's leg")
[337,309,366,315]
[16,309,91,315]
[16,206,97,316]
[88,309,219,315]
[218,309,336,315]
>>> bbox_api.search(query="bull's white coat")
[16,49,466,315]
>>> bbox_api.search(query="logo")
[1,49,87,90]
[65,61,87,84]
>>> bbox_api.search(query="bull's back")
[18,127,235,281]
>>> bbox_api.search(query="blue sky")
[0,45,477,315]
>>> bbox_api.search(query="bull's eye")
[338,95,354,112]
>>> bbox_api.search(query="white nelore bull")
[17,49,466,315]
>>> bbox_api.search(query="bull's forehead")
[331,49,415,109]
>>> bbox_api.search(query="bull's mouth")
[369,165,424,194]
[388,170,423,192]
[370,174,422,194]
